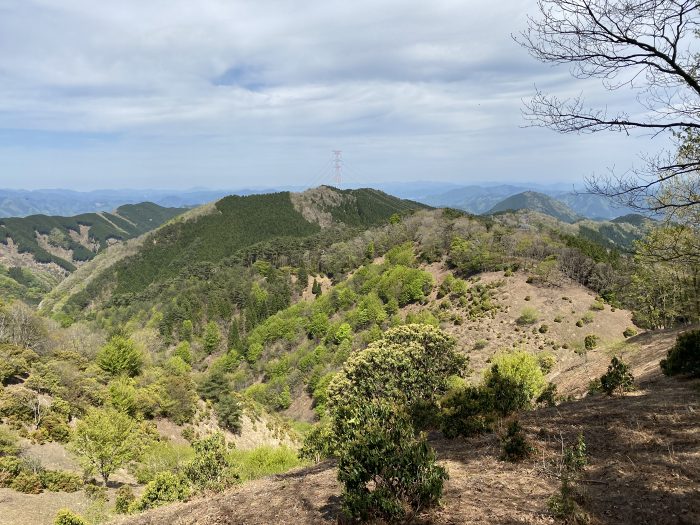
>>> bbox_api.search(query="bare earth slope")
[114,330,699,525]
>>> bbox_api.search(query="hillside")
[0,203,186,273]
[1,197,696,525]
[41,186,426,321]
[487,191,581,223]
[112,329,700,525]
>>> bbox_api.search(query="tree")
[215,394,243,434]
[70,408,145,486]
[203,321,222,354]
[96,336,143,377]
[518,0,700,218]
[335,401,447,522]
[326,324,467,413]
[600,356,635,395]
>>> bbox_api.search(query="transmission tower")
[332,150,343,186]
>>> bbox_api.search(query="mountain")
[42,186,427,320]
[0,202,186,273]
[416,184,636,219]
[487,191,581,223]
[421,184,529,213]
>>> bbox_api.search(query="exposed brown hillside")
[112,330,700,525]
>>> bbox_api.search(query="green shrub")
[11,471,43,493]
[484,351,546,415]
[184,433,237,492]
[516,307,539,325]
[623,327,638,338]
[538,324,549,333]
[575,319,584,327]
[115,485,135,514]
[300,422,337,463]
[660,330,700,378]
[553,316,563,323]
[40,470,82,492]
[336,402,447,523]
[537,352,556,374]
[600,357,634,395]
[584,334,598,351]
[0,425,20,456]
[590,300,605,311]
[473,339,488,350]
[500,420,533,462]
[83,482,107,501]
[581,312,594,324]
[131,471,189,511]
[53,509,88,525]
[440,386,495,438]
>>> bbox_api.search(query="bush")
[537,352,556,374]
[440,386,495,438]
[0,425,20,456]
[584,334,598,351]
[660,330,700,378]
[115,485,135,514]
[484,351,546,416]
[623,327,638,338]
[54,509,88,525]
[11,471,43,493]
[536,382,558,407]
[516,307,539,325]
[131,471,189,511]
[336,402,447,523]
[575,319,584,327]
[473,339,488,350]
[184,433,237,492]
[590,300,605,311]
[600,356,634,395]
[40,470,82,492]
[538,324,549,333]
[500,420,533,462]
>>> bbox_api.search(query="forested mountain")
[487,191,582,223]
[0,203,186,305]
[40,186,426,324]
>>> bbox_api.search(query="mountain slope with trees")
[487,191,581,223]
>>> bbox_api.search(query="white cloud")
[0,0,668,188]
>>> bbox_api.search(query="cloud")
[0,0,667,189]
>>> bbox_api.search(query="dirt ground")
[114,345,699,525]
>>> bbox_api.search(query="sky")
[0,0,666,190]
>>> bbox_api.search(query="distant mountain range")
[1,182,634,221]
[413,184,635,220]
[0,188,259,218]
